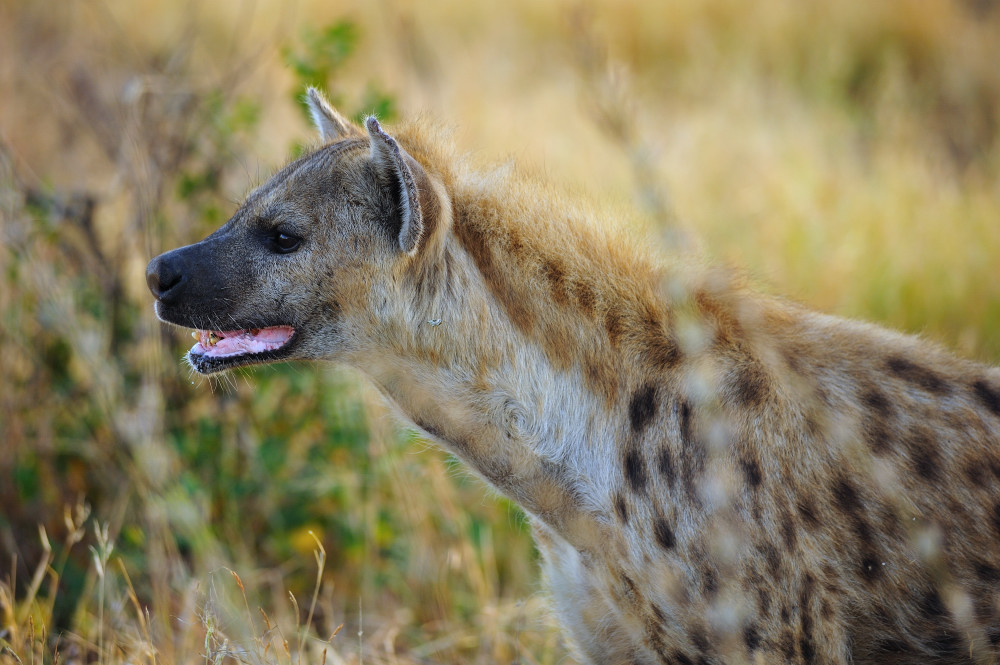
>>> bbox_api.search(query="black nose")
[146,253,184,302]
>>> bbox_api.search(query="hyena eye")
[269,231,301,254]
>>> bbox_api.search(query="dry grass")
[1,0,999,663]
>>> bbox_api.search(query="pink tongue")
[196,326,294,357]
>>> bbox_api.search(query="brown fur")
[147,90,1000,664]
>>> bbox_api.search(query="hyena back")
[146,89,1000,664]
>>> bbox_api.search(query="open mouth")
[187,325,296,374]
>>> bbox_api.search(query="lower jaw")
[187,344,295,375]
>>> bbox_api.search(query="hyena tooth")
[209,332,220,346]
[191,331,199,341]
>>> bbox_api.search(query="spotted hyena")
[146,88,1000,664]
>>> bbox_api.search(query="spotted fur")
[147,89,1000,664]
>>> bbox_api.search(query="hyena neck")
[351,232,606,547]
[348,179,697,548]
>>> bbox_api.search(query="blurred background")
[1,0,999,663]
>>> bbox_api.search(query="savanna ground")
[1,1,999,663]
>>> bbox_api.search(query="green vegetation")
[1,0,998,663]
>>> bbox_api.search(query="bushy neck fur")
[342,121,714,548]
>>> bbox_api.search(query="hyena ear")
[305,87,361,142]
[365,116,424,254]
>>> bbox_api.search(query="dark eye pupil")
[272,232,300,253]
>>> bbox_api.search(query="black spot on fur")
[761,543,781,576]
[629,384,658,433]
[906,429,941,481]
[677,400,706,506]
[731,361,771,407]
[653,516,676,550]
[918,588,949,624]
[740,456,763,488]
[860,387,893,454]
[779,506,797,550]
[861,386,892,416]
[832,478,878,548]
[800,591,816,663]
[797,496,820,527]
[743,624,761,652]
[992,502,1000,538]
[832,477,860,512]
[800,634,816,663]
[973,561,1000,582]
[886,356,949,394]
[689,625,710,656]
[703,565,719,596]
[973,379,1000,417]
[657,447,676,488]
[623,447,648,494]
[679,400,694,445]
[614,492,630,524]
[965,460,987,487]
[862,420,892,456]
[861,556,882,584]
[801,572,815,598]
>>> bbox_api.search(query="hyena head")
[146,88,447,374]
